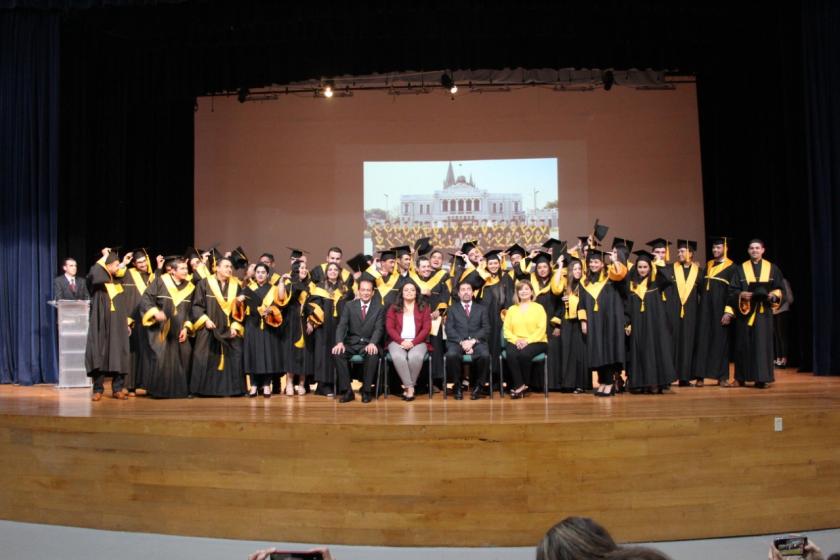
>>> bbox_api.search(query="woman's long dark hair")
[319,262,342,293]
[392,280,427,313]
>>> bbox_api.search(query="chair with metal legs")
[383,350,434,399]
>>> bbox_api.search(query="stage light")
[603,70,614,91]
[441,72,457,94]
[324,85,334,98]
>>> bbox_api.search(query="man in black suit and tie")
[53,257,90,300]
[332,278,385,403]
[445,280,490,400]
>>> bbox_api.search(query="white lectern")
[48,300,91,388]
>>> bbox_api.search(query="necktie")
[69,279,76,293]
[464,303,471,318]
[361,303,368,320]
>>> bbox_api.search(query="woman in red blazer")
[386,281,432,401]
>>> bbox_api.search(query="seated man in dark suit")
[444,280,491,400]
[332,278,385,403]
[53,257,90,300]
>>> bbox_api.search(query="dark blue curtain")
[0,11,60,384]
[803,0,840,376]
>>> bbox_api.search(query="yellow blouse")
[503,302,548,344]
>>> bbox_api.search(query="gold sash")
[128,268,150,296]
[674,263,699,319]
[741,259,771,326]
[705,258,733,291]
[207,276,238,317]
[581,272,607,312]
[630,278,650,313]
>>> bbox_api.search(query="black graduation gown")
[625,273,677,389]
[477,273,514,375]
[578,265,628,370]
[656,262,677,334]
[279,277,313,375]
[85,262,130,376]
[241,281,284,375]
[692,259,736,380]
[139,274,194,398]
[531,274,564,389]
[729,260,785,383]
[190,277,246,396]
[122,268,155,390]
[668,263,703,380]
[560,283,591,390]
[307,282,354,384]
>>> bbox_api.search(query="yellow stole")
[206,276,238,318]
[581,271,607,312]
[529,273,552,297]
[409,269,448,296]
[564,284,581,320]
[705,258,733,291]
[630,277,650,313]
[128,268,150,296]
[97,262,123,311]
[740,260,771,326]
[674,263,699,318]
[162,273,194,311]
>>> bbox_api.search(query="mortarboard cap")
[587,249,606,262]
[506,243,527,257]
[185,247,201,260]
[483,249,502,262]
[577,236,591,247]
[287,247,308,260]
[542,238,567,257]
[391,245,411,258]
[633,249,655,263]
[103,250,120,264]
[132,247,151,262]
[612,238,634,253]
[378,249,396,261]
[593,219,609,242]
[414,237,433,256]
[677,239,698,252]
[460,240,479,254]
[346,253,369,273]
[709,235,732,246]
[647,238,669,250]
[532,251,553,265]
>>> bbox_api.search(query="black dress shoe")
[339,390,355,403]
[755,382,768,389]
[361,391,372,403]
[470,386,484,400]
[453,387,464,400]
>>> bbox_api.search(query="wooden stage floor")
[1,369,839,547]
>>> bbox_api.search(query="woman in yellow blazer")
[503,280,548,398]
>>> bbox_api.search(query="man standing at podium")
[53,257,90,301]
[85,249,132,401]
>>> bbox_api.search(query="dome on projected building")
[399,161,555,227]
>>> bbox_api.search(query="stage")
[1,370,838,547]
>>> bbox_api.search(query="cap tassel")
[218,348,225,371]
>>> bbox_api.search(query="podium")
[48,300,91,388]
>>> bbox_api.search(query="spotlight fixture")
[237,87,249,103]
[323,80,334,98]
[440,72,457,94]
[603,70,614,91]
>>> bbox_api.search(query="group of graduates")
[81,221,786,402]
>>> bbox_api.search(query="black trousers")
[505,342,548,388]
[445,342,489,386]
[92,371,125,394]
[773,312,790,360]
[333,347,380,393]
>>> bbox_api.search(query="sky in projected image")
[363,158,559,253]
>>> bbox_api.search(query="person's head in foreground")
[536,516,618,560]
